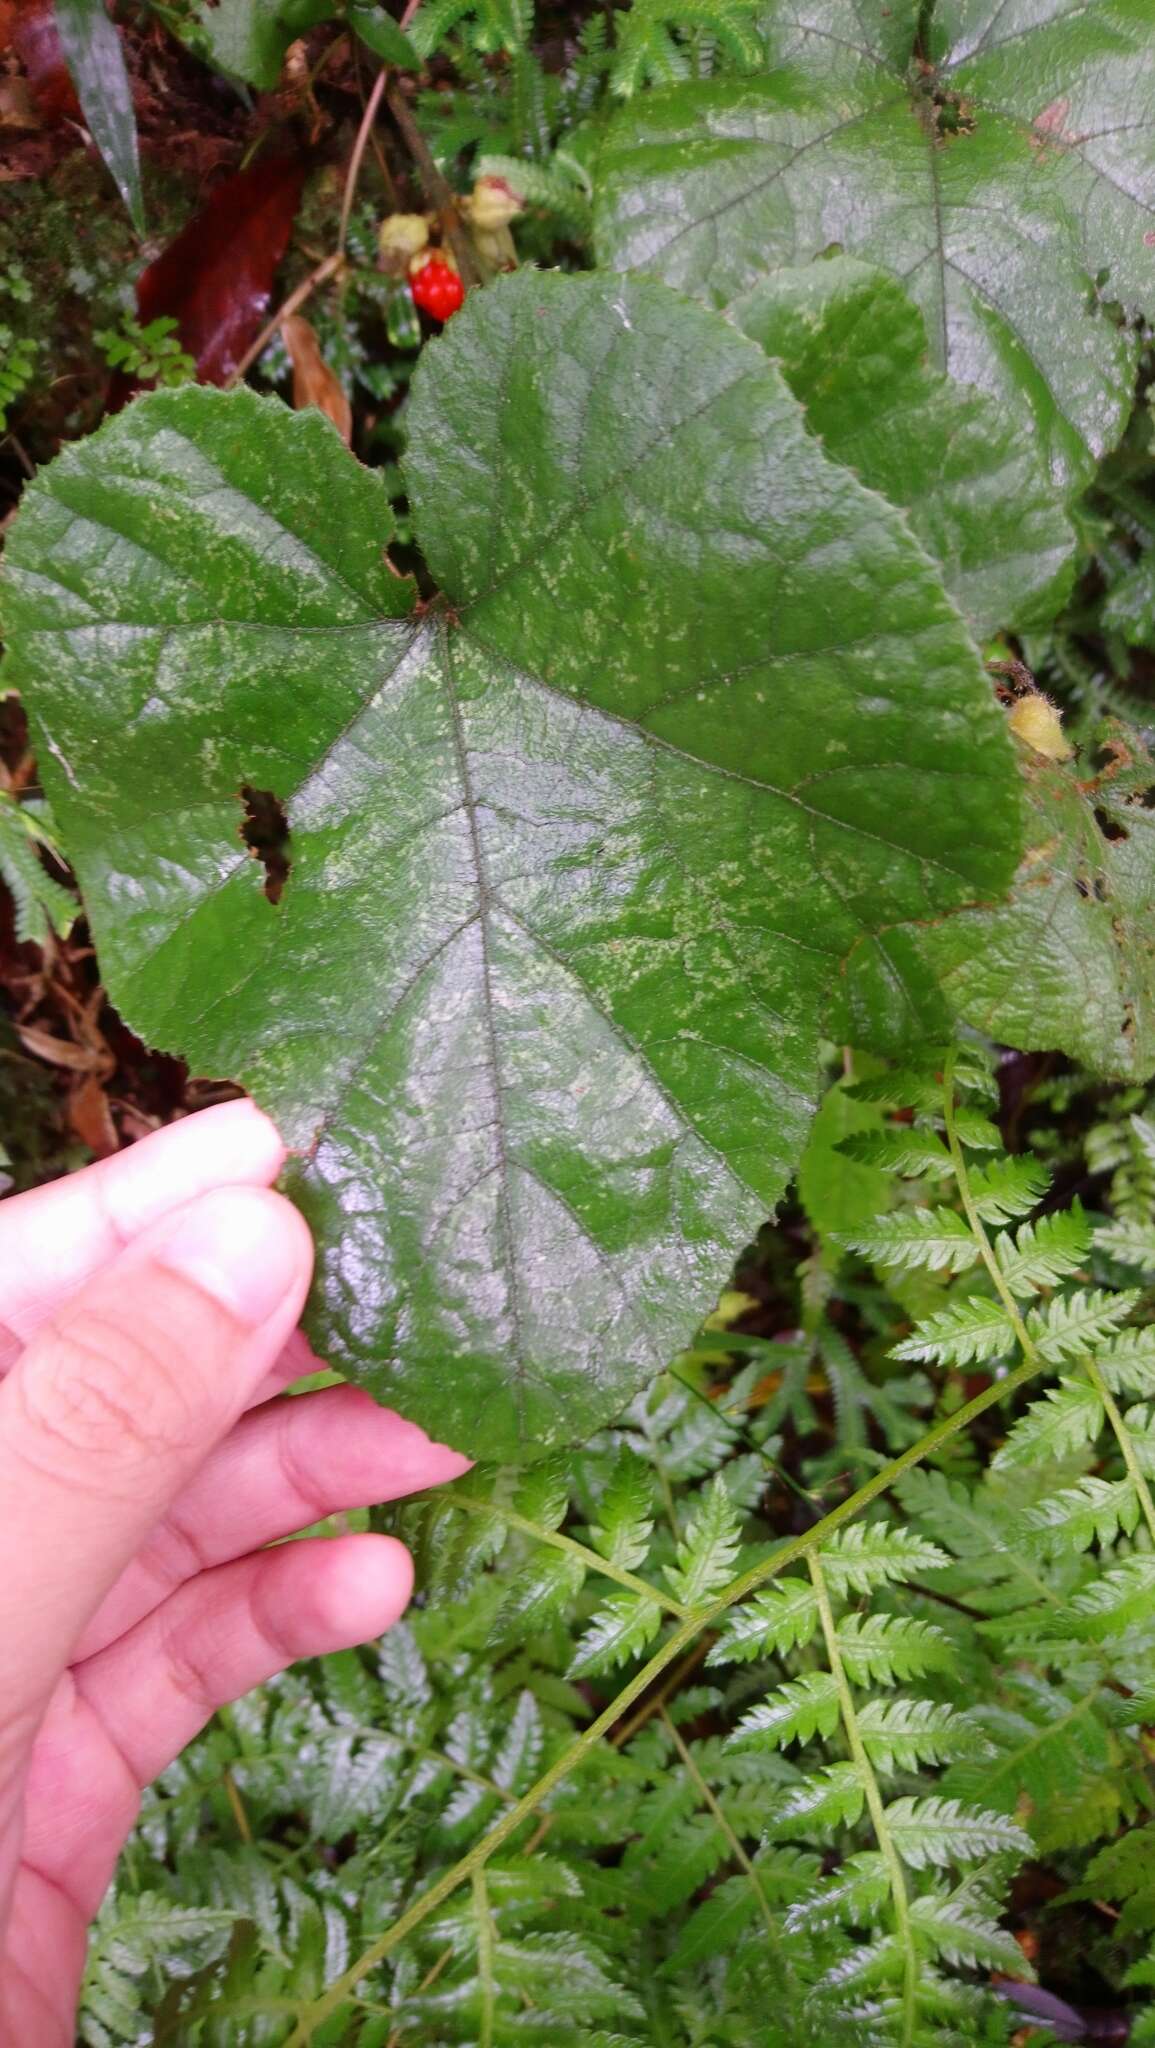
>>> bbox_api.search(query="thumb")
[0,1185,312,1733]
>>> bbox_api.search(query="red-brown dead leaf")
[282,312,351,442]
[69,1071,119,1156]
[134,153,307,385]
[3,0,81,124]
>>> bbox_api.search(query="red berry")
[410,258,465,323]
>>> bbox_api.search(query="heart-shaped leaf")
[1,271,1019,1458]
[729,257,1074,637]
[595,0,1155,489]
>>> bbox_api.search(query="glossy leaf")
[595,0,1155,488]
[54,0,143,230]
[729,257,1074,636]
[915,719,1155,1078]
[1,271,1020,1459]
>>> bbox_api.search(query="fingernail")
[157,1187,306,1327]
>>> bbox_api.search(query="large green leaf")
[838,716,1155,1078]
[1,271,1019,1459]
[595,0,1155,489]
[729,257,1073,637]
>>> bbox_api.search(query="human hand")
[0,1101,469,2045]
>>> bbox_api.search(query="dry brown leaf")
[69,1072,118,1156]
[281,314,351,444]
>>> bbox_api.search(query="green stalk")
[809,1552,917,2047]
[447,1490,688,1617]
[940,1046,1040,1360]
[1083,1352,1155,1546]
[473,1865,495,2048]
[658,1704,780,1950]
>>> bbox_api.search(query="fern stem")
[445,1490,689,1616]
[808,1552,918,2048]
[473,1865,496,2048]
[285,1339,1047,2044]
[940,1046,1040,1363]
[657,1703,780,1949]
[1082,1352,1155,1546]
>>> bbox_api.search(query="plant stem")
[473,1865,495,2048]
[227,62,387,389]
[446,1489,688,1617]
[228,253,344,388]
[940,1046,1039,1362]
[658,1704,778,1946]
[284,1332,1046,2044]
[385,82,480,287]
[339,63,389,252]
[809,1552,917,2048]
[1083,1352,1155,1545]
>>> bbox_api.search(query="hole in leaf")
[238,785,291,905]
[1093,877,1110,902]
[1093,806,1128,844]
[932,89,975,138]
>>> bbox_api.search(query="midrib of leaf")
[440,624,528,1398]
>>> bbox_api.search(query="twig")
[226,62,388,388]
[385,81,480,287]
[339,62,389,252]
[227,251,345,387]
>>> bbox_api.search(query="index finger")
[0,1100,286,1361]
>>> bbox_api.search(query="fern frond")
[994,1204,1091,1296]
[783,1850,889,1932]
[952,1109,1002,1150]
[1095,1218,1155,1273]
[908,1882,1027,1972]
[0,793,76,945]
[891,1295,1015,1366]
[836,1207,978,1274]
[1098,1328,1155,1396]
[568,1591,663,1677]
[1022,1474,1141,1551]
[730,1672,841,1751]
[588,1449,655,1571]
[967,1155,1050,1222]
[992,1377,1104,1469]
[883,1796,1031,1868]
[856,1697,980,1774]
[1071,1555,1155,1638]
[830,1612,955,1687]
[837,1128,952,1176]
[772,1762,865,1834]
[817,1523,951,1594]
[1026,1288,1141,1363]
[706,1577,818,1664]
[664,1477,742,1606]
